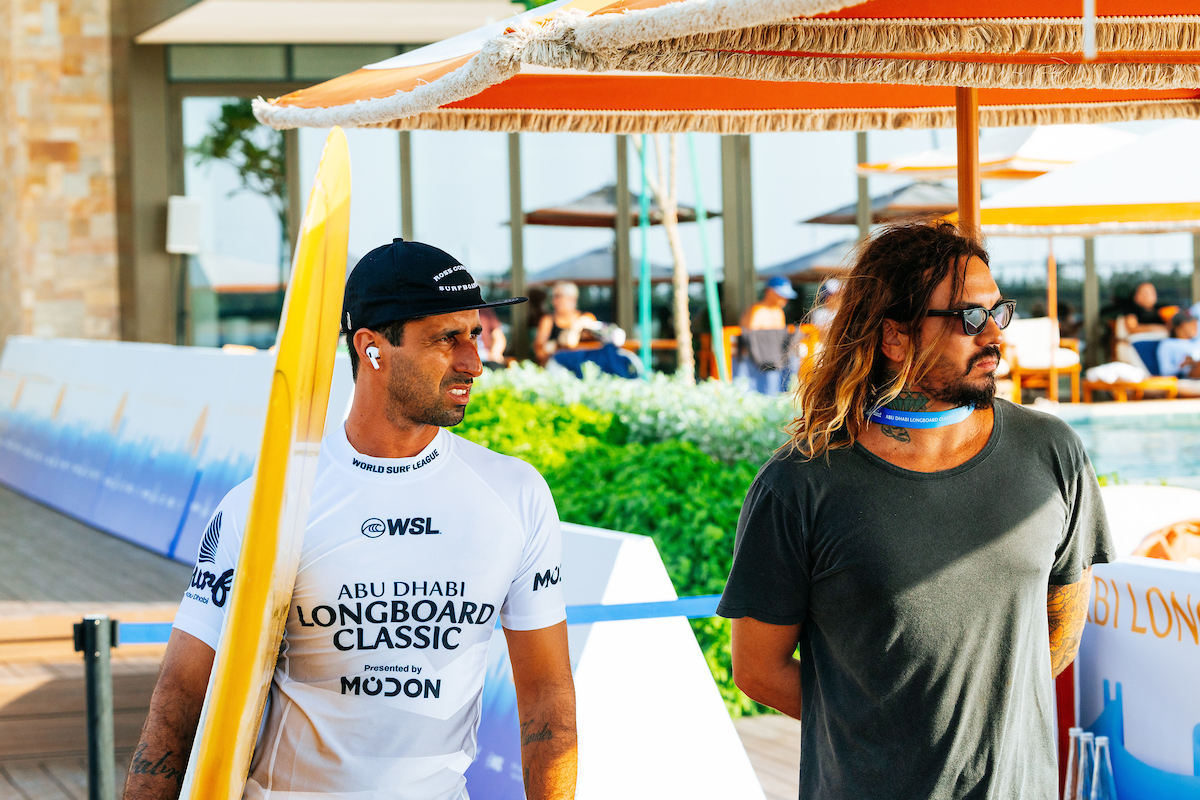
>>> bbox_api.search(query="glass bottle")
[1064,727,1082,800]
[1075,732,1095,800]
[1091,736,1118,800]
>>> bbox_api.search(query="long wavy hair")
[789,221,989,458]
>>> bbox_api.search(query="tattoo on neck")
[128,743,185,789]
[520,719,554,746]
[888,390,930,412]
[881,425,911,444]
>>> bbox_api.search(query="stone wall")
[0,0,119,343]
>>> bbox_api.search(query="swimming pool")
[1054,399,1200,489]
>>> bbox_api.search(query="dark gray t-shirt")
[718,400,1113,800]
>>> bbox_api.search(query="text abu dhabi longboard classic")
[181,128,351,800]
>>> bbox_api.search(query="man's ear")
[353,329,378,361]
[880,318,909,365]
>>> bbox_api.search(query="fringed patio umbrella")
[254,0,1200,233]
[253,0,1200,393]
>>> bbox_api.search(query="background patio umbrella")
[802,183,957,226]
[857,125,1140,181]
[526,244,678,286]
[523,183,718,227]
[979,122,1200,238]
[758,238,854,282]
[975,121,1200,374]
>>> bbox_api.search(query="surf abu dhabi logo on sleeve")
[187,512,233,607]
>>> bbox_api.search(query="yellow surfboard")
[182,128,351,800]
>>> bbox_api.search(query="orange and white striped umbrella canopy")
[254,0,1200,133]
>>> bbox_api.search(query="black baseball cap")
[342,239,527,334]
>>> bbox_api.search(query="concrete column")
[614,135,633,332]
[399,131,414,241]
[508,133,529,359]
[1192,233,1200,305]
[1083,237,1101,368]
[856,132,870,241]
[721,135,755,323]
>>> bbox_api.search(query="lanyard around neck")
[868,404,974,429]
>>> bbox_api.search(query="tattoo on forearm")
[520,719,554,746]
[128,743,186,789]
[881,425,911,443]
[1048,573,1092,677]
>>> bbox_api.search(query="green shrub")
[456,388,771,715]
[480,363,794,464]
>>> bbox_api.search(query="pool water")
[1057,402,1200,489]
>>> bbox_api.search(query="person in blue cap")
[735,275,798,394]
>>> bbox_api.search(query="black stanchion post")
[74,614,119,800]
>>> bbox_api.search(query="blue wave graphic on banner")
[0,410,254,563]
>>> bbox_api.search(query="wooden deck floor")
[0,485,192,605]
[0,754,130,800]
[734,714,801,800]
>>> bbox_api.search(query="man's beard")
[386,361,472,428]
[923,344,1001,410]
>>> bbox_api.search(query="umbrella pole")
[688,133,727,382]
[954,88,981,239]
[638,135,652,376]
[1047,238,1059,402]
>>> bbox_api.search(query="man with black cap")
[127,240,577,800]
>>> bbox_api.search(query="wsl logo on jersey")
[361,517,441,538]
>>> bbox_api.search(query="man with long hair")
[717,222,1112,799]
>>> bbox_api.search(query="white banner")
[1079,557,1200,799]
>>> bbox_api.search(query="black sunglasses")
[926,300,1016,336]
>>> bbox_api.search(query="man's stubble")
[920,344,1002,410]
[385,357,470,429]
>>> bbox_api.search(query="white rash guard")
[174,425,566,800]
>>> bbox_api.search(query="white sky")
[183,99,1192,291]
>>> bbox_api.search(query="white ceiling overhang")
[136,0,524,44]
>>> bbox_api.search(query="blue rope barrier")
[117,595,723,645]
[566,595,721,624]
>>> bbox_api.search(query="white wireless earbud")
[365,345,381,370]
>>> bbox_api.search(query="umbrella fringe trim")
[569,0,864,52]
[563,0,1200,52]
[546,49,1200,91]
[638,17,1200,56]
[352,99,1200,134]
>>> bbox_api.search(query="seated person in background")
[1157,311,1200,377]
[478,307,507,369]
[1122,281,1168,335]
[735,276,797,395]
[534,281,598,366]
[740,275,794,331]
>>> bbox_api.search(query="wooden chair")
[1003,317,1082,403]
